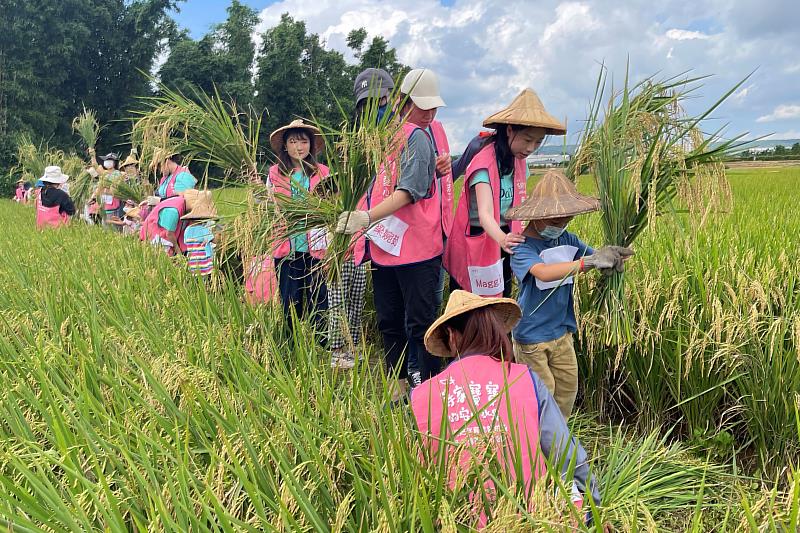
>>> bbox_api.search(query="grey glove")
[583,247,619,271]
[594,246,635,276]
[335,210,370,235]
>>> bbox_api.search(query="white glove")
[336,210,370,235]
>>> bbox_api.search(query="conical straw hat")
[181,194,218,220]
[483,89,566,135]
[180,189,209,211]
[424,290,521,358]
[120,154,139,168]
[506,169,599,221]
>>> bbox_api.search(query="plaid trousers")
[327,259,368,350]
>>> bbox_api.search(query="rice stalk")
[72,106,102,151]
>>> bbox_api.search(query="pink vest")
[244,254,279,303]
[36,197,69,229]
[157,166,191,198]
[14,186,25,202]
[270,164,330,260]
[368,122,443,266]
[429,120,455,238]
[443,141,527,297]
[411,355,546,527]
[139,196,187,256]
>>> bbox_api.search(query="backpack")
[451,131,494,180]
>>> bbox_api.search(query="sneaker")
[408,371,423,389]
[331,350,356,370]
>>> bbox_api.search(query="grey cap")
[100,152,120,161]
[354,68,394,105]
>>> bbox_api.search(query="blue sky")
[169,0,800,151]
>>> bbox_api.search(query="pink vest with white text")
[429,120,455,238]
[139,196,187,256]
[36,197,69,229]
[14,185,25,202]
[411,355,546,527]
[367,122,443,266]
[157,166,191,199]
[443,141,527,297]
[270,164,330,261]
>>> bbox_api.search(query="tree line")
[0,0,408,187]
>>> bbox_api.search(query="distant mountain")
[537,144,578,156]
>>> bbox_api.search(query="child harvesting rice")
[411,290,601,528]
[181,192,218,277]
[269,119,330,336]
[505,170,633,417]
[446,89,565,298]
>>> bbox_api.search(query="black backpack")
[451,131,494,180]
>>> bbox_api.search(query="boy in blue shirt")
[506,169,633,417]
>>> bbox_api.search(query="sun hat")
[181,193,218,220]
[100,152,120,161]
[269,119,324,155]
[125,207,142,220]
[120,154,139,168]
[40,166,70,185]
[424,290,522,358]
[399,68,446,110]
[506,169,599,221]
[483,89,566,135]
[180,189,209,212]
[354,68,394,105]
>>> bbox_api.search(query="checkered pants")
[327,259,368,350]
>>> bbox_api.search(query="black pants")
[275,253,328,340]
[372,256,443,382]
[450,226,513,297]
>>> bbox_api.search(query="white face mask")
[103,160,114,170]
[123,206,133,214]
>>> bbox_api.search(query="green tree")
[347,30,409,81]
[216,0,259,106]
[774,144,786,155]
[791,142,800,155]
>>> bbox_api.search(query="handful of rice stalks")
[72,106,102,151]
[569,66,750,346]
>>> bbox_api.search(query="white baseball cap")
[400,68,446,110]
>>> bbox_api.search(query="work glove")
[591,246,635,276]
[335,210,370,235]
[583,246,621,272]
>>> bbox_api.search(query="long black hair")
[492,124,530,175]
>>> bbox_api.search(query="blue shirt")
[511,231,593,344]
[157,171,197,198]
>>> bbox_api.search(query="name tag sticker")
[366,215,409,257]
[468,259,504,296]
[536,245,579,290]
[308,227,329,252]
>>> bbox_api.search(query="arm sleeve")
[510,243,543,283]
[60,191,76,216]
[174,172,197,193]
[531,370,601,506]
[468,169,491,188]
[158,208,180,232]
[566,233,594,257]
[396,130,435,203]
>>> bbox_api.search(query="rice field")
[0,167,798,531]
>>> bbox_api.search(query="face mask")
[103,160,114,170]
[539,225,566,240]
[123,206,133,214]
[376,104,392,124]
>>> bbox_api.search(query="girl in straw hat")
[88,149,127,230]
[410,290,600,528]
[505,170,633,417]
[181,192,218,277]
[445,88,564,298]
[13,178,27,203]
[268,119,330,338]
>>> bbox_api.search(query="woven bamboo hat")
[181,191,218,220]
[424,290,522,358]
[483,89,566,135]
[120,154,139,168]
[125,206,142,221]
[506,169,599,221]
[270,119,324,155]
[180,189,207,212]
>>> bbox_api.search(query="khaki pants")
[514,333,578,417]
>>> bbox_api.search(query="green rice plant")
[569,66,750,346]
[12,134,65,181]
[112,178,153,204]
[72,106,102,151]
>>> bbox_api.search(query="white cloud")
[249,0,800,151]
[665,28,711,40]
[757,104,800,122]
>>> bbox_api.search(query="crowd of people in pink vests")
[16,65,639,528]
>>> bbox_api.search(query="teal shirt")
[157,171,197,197]
[158,207,180,232]
[468,168,519,228]
[289,171,310,253]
